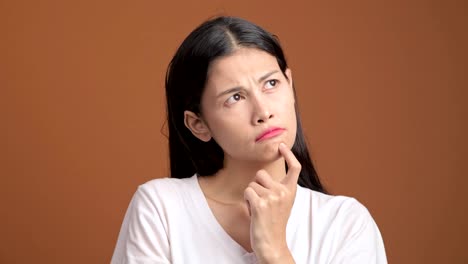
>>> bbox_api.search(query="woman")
[111,16,387,264]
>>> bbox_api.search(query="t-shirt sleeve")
[330,199,387,264]
[111,185,171,264]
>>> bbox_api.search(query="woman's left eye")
[265,79,278,89]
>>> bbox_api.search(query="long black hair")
[165,16,326,193]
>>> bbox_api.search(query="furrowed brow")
[258,70,279,83]
[215,70,279,98]
[216,87,242,98]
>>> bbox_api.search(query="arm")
[111,186,171,264]
[330,201,387,264]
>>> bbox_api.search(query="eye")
[265,79,279,89]
[225,93,243,105]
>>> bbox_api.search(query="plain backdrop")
[1,0,467,263]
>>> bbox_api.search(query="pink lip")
[255,127,285,142]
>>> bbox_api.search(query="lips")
[255,127,285,142]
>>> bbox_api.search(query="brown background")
[1,0,467,263]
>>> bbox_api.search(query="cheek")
[205,113,245,146]
[282,95,298,145]
[277,90,296,121]
[287,108,297,143]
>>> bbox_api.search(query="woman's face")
[188,47,297,163]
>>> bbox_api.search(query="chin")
[254,141,284,162]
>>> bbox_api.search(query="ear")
[184,110,212,142]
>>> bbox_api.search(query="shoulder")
[297,188,387,262]
[139,176,195,190]
[297,186,370,216]
[111,177,193,263]
[129,176,197,213]
[136,176,195,198]
[296,187,381,243]
[309,189,372,221]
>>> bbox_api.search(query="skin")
[184,47,300,264]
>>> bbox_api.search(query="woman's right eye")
[225,93,242,105]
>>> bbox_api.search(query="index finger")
[278,142,301,187]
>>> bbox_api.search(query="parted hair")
[165,16,326,193]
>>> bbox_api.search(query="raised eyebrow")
[216,70,279,99]
[258,70,280,83]
[216,87,243,99]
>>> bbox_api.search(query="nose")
[252,96,274,124]
[256,112,274,124]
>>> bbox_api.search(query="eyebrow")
[216,70,280,98]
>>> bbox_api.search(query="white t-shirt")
[111,175,387,264]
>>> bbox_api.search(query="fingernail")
[279,143,286,148]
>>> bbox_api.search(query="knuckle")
[291,162,301,172]
[278,189,287,199]
[258,200,268,209]
[267,194,278,202]
[255,170,268,181]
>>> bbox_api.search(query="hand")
[244,143,300,263]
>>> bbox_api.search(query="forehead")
[206,48,280,86]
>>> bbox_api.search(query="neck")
[199,157,287,204]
